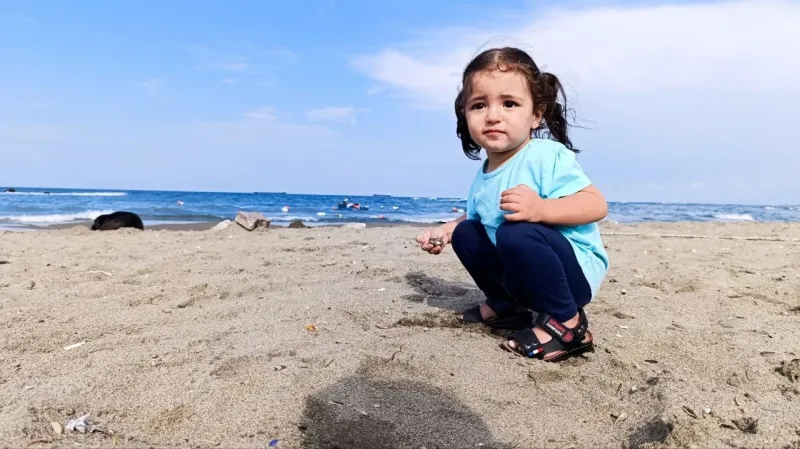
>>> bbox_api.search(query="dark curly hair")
[454,47,577,160]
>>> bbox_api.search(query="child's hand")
[415,226,449,255]
[500,184,546,222]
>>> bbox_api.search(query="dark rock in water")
[4,188,15,193]
[288,219,307,229]
[91,211,144,231]
[235,211,270,231]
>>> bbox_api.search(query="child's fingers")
[499,193,521,204]
[499,202,521,212]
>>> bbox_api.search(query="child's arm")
[541,184,607,226]
[440,213,466,237]
[501,184,606,226]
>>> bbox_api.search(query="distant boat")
[373,194,391,197]
[335,199,369,211]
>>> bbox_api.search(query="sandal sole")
[500,335,595,362]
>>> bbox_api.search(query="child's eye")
[469,102,485,110]
[503,100,519,108]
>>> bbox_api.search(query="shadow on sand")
[400,271,484,313]
[298,370,512,449]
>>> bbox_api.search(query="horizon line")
[2,185,797,208]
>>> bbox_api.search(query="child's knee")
[495,221,548,251]
[451,219,482,248]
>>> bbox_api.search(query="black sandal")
[500,308,594,362]
[460,304,532,330]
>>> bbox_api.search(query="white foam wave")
[2,191,127,197]
[389,213,462,224]
[0,210,114,225]
[714,213,755,221]
[269,215,320,222]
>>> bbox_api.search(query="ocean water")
[1,187,799,230]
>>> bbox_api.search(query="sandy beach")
[1,221,799,448]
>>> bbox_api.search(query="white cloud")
[139,78,164,95]
[351,0,800,109]
[242,107,277,121]
[220,78,238,85]
[306,106,363,124]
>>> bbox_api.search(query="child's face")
[464,69,542,157]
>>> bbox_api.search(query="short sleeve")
[540,146,592,199]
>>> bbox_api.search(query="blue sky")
[1,0,798,204]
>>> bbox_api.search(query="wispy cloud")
[180,109,340,150]
[242,107,277,121]
[351,0,800,109]
[266,47,300,62]
[306,106,363,125]
[184,44,299,75]
[220,78,238,85]
[185,45,253,72]
[139,78,164,95]
[13,16,33,24]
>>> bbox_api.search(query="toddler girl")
[416,47,610,362]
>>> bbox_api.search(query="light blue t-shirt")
[465,138,609,298]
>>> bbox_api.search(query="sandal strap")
[460,305,484,323]
[534,308,589,346]
[508,328,544,358]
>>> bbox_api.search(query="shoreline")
[1,220,436,233]
[3,218,797,233]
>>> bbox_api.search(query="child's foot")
[502,308,594,362]
[462,303,497,321]
[459,303,532,330]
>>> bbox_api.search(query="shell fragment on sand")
[63,341,86,351]
[64,413,106,434]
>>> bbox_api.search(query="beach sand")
[1,221,799,448]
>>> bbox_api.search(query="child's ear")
[531,113,543,130]
[531,106,544,130]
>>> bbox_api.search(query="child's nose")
[485,105,501,122]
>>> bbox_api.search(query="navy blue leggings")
[451,219,591,322]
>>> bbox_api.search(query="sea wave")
[269,215,320,222]
[2,191,127,197]
[713,213,756,221]
[0,210,114,224]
